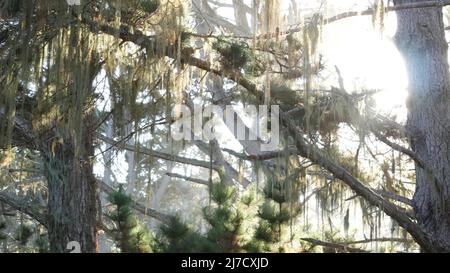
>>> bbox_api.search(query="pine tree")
[34,233,50,253]
[158,180,249,252]
[157,216,215,253]
[203,182,246,252]
[108,186,153,253]
[15,224,33,246]
[247,169,302,252]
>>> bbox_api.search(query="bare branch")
[372,189,413,207]
[97,134,222,171]
[222,147,299,161]
[342,237,411,245]
[300,238,370,253]
[165,172,210,186]
[371,129,427,170]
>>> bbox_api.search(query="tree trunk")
[394,0,450,252]
[44,112,99,253]
[42,41,101,252]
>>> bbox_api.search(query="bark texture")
[44,113,99,253]
[394,0,450,252]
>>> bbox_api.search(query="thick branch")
[321,0,450,25]
[280,112,435,251]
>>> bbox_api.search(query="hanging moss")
[372,0,385,33]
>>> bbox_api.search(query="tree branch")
[193,139,252,187]
[372,189,413,207]
[0,192,47,227]
[228,0,450,39]
[371,129,426,170]
[279,110,435,251]
[78,16,438,250]
[98,180,173,225]
[0,108,37,150]
[342,237,411,245]
[300,238,370,253]
[97,134,222,171]
[222,147,299,161]
[165,172,210,186]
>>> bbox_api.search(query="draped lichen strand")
[372,0,385,33]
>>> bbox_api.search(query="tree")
[158,179,247,253]
[247,164,302,252]
[393,0,450,251]
[107,186,153,253]
[2,0,450,253]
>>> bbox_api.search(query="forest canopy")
[1,0,450,253]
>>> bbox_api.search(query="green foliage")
[0,221,6,241]
[244,240,270,253]
[108,186,153,253]
[158,181,247,253]
[157,216,216,253]
[34,234,50,253]
[212,40,264,76]
[241,191,256,207]
[158,169,304,253]
[253,221,278,243]
[213,41,250,70]
[203,182,246,252]
[210,181,236,205]
[243,58,266,78]
[246,167,302,252]
[139,0,159,14]
[258,200,290,225]
[180,31,191,47]
[270,82,302,111]
[15,224,33,245]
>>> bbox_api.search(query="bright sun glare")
[217,2,410,122]
[322,13,409,122]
